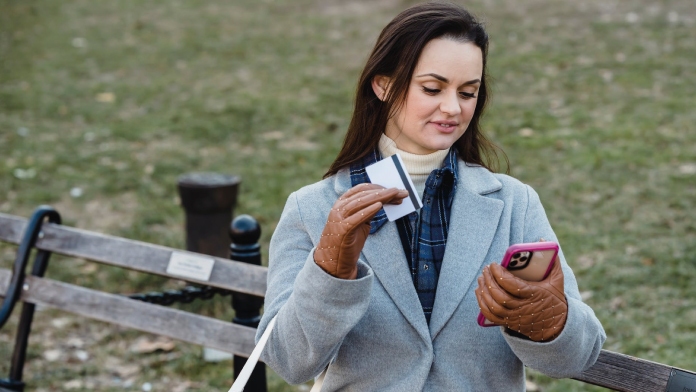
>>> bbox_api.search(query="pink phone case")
[477,242,559,327]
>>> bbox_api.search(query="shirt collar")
[439,147,459,183]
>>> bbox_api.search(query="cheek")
[461,100,478,120]
[408,95,440,119]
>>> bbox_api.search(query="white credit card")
[365,154,423,221]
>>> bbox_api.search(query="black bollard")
[230,215,267,392]
[178,173,240,258]
[178,173,240,363]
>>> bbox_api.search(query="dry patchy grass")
[1,0,695,390]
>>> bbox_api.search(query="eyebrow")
[415,73,481,86]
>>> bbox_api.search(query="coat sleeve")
[255,192,375,385]
[501,185,606,378]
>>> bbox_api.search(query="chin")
[426,138,458,152]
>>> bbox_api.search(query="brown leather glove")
[476,260,568,342]
[314,183,407,280]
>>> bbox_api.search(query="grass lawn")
[1,0,695,390]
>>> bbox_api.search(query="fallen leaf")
[625,12,639,24]
[81,263,98,274]
[66,337,85,348]
[50,317,72,329]
[74,350,89,362]
[625,246,637,256]
[576,254,595,269]
[261,131,284,141]
[64,380,83,390]
[43,349,62,362]
[131,337,176,354]
[518,127,534,137]
[279,139,319,151]
[610,297,625,310]
[526,379,540,391]
[96,92,116,103]
[71,37,87,48]
[70,187,83,198]
[599,69,613,83]
[12,168,36,179]
[678,163,696,175]
[171,382,192,392]
[112,363,140,378]
[580,291,594,301]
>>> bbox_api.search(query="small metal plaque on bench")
[166,251,215,282]
[666,368,696,392]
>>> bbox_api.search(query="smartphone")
[477,241,559,327]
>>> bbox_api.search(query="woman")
[256,3,605,391]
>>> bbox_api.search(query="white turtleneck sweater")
[378,134,450,197]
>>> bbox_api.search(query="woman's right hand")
[314,183,408,279]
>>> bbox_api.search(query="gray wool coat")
[257,161,606,391]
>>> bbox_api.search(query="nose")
[440,91,461,116]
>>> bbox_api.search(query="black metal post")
[0,206,61,392]
[177,173,240,362]
[177,173,240,258]
[8,250,52,386]
[230,215,266,392]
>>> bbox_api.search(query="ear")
[371,75,392,101]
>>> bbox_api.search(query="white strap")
[310,367,326,392]
[228,315,327,392]
[229,316,276,392]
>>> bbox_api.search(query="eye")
[422,86,440,95]
[459,91,477,99]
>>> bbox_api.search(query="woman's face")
[375,38,483,155]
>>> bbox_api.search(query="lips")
[430,121,459,133]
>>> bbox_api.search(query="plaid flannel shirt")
[349,148,458,324]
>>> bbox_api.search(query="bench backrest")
[0,212,263,357]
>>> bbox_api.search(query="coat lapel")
[362,222,432,342]
[429,163,504,339]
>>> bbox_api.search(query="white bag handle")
[228,315,326,392]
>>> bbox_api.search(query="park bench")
[1,207,695,391]
[0,206,268,391]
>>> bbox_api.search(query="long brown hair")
[325,2,507,178]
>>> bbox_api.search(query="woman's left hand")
[475,261,568,342]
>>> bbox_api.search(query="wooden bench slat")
[0,213,266,297]
[0,268,257,357]
[0,213,24,244]
[574,350,672,391]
